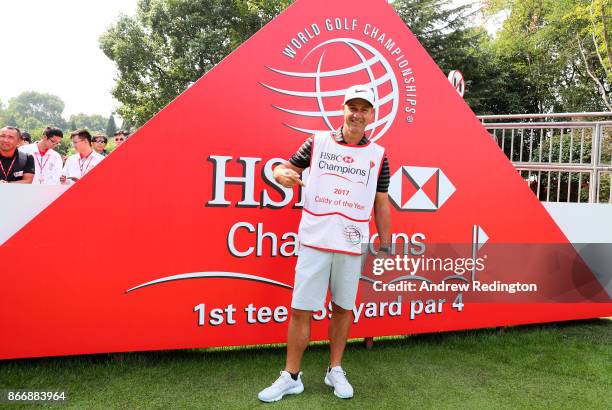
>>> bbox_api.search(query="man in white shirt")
[61,129,104,185]
[19,127,64,185]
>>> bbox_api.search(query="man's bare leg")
[285,308,312,373]
[328,303,352,367]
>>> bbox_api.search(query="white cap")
[343,85,375,107]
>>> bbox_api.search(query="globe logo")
[344,225,362,245]
[261,38,399,142]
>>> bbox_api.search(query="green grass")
[1,319,610,409]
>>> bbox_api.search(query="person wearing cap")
[258,85,391,402]
[19,127,64,184]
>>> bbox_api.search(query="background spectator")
[92,134,109,156]
[0,126,34,184]
[19,127,64,184]
[61,129,104,185]
[113,131,126,148]
[20,132,32,146]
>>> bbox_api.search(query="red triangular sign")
[0,0,609,359]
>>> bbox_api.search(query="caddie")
[258,85,392,402]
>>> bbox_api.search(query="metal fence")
[478,112,612,203]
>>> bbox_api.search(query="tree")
[568,0,612,110]
[106,114,117,137]
[393,0,537,114]
[5,113,18,127]
[100,0,291,126]
[484,0,611,113]
[120,116,133,133]
[7,91,66,128]
[55,138,72,157]
[69,113,108,132]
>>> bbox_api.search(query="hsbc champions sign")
[0,0,610,360]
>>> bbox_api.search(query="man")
[61,129,104,185]
[20,132,32,146]
[0,126,34,184]
[19,127,64,184]
[113,131,126,148]
[92,134,109,156]
[258,85,391,402]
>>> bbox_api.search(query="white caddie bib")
[298,131,385,254]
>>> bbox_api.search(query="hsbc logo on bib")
[342,156,354,164]
[261,18,418,143]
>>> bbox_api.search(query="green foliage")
[100,0,291,126]
[68,113,108,133]
[106,114,117,137]
[7,91,67,129]
[393,0,539,114]
[120,116,133,133]
[1,91,110,146]
[25,126,46,143]
[5,114,18,127]
[488,0,611,112]
[55,137,73,157]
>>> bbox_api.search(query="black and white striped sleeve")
[376,156,390,193]
[288,137,312,169]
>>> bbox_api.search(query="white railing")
[478,113,612,204]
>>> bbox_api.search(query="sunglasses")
[114,138,125,142]
[93,139,107,144]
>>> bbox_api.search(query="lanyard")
[35,151,50,174]
[78,153,94,176]
[0,155,17,180]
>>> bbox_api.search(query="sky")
[1,0,138,119]
[1,0,503,121]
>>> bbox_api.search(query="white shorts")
[291,245,363,311]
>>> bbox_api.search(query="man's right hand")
[274,165,305,188]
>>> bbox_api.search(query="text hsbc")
[207,155,307,209]
[319,152,342,162]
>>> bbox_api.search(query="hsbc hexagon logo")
[342,155,354,164]
[389,166,456,211]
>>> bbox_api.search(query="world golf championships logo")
[261,38,400,142]
[344,225,363,244]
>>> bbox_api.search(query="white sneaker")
[258,370,304,402]
[324,366,354,399]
